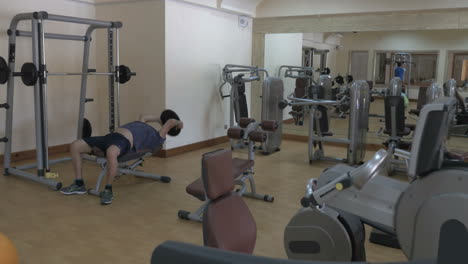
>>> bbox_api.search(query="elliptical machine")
[284,97,468,262]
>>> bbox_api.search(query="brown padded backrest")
[203,190,257,254]
[295,78,307,98]
[202,149,235,201]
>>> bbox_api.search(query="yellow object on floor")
[45,172,59,179]
[0,233,19,264]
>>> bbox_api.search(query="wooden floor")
[0,140,409,263]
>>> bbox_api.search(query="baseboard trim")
[283,118,295,125]
[0,144,70,163]
[282,133,382,151]
[157,136,230,158]
[1,134,381,162]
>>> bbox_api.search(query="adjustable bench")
[178,119,277,222]
[82,151,171,196]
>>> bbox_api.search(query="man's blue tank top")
[395,67,406,81]
[120,121,165,152]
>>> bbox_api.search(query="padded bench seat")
[384,127,412,137]
[186,158,255,202]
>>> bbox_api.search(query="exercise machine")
[303,47,330,75]
[392,52,413,96]
[379,77,415,174]
[0,12,169,194]
[151,238,468,264]
[193,149,256,254]
[0,11,134,189]
[284,80,370,165]
[278,65,315,126]
[284,97,468,261]
[178,118,277,222]
[220,65,283,154]
[445,79,468,137]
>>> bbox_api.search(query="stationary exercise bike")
[284,96,468,262]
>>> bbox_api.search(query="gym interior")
[0,1,467,263]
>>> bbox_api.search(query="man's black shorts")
[83,133,131,157]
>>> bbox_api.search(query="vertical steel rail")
[115,28,121,127]
[38,19,50,171]
[3,26,18,174]
[107,28,115,132]
[31,19,45,176]
[77,28,93,139]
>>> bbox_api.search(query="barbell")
[0,56,135,86]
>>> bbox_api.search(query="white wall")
[95,0,166,134]
[257,0,468,18]
[336,30,468,97]
[264,33,302,120]
[0,0,98,154]
[165,0,252,149]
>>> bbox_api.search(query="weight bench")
[178,120,276,222]
[82,151,171,196]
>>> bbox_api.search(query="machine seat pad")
[406,124,416,131]
[117,152,150,163]
[232,158,254,178]
[186,178,206,201]
[185,158,253,201]
[409,109,420,116]
[92,151,150,163]
[446,150,468,162]
[383,127,411,137]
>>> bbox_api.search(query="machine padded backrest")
[151,241,438,264]
[201,150,257,254]
[295,78,307,98]
[384,96,406,134]
[201,149,234,200]
[202,194,257,254]
[408,97,457,178]
[416,86,428,110]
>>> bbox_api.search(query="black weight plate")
[82,118,92,138]
[0,57,9,85]
[21,63,38,86]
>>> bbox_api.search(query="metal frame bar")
[87,155,166,196]
[2,11,123,190]
[15,30,87,42]
[107,28,115,132]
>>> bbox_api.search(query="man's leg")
[61,139,92,195]
[105,145,121,185]
[71,139,92,180]
[100,145,121,205]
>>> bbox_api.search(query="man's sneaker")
[60,183,87,195]
[100,189,114,205]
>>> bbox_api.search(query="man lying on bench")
[60,110,183,205]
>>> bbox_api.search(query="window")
[373,51,438,86]
[452,53,468,86]
[375,53,387,84]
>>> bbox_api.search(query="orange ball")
[0,233,18,264]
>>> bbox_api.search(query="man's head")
[397,62,402,67]
[160,109,182,136]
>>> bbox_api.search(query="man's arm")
[139,114,162,125]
